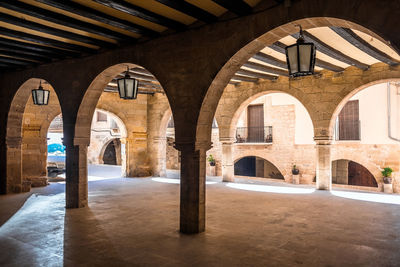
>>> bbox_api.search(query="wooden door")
[247,104,264,142]
[348,161,378,187]
[338,100,360,140]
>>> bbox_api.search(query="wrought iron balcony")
[235,126,273,143]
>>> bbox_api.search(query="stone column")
[120,138,127,177]
[221,138,235,182]
[315,137,332,190]
[6,136,22,193]
[149,136,167,177]
[175,142,208,234]
[65,137,89,208]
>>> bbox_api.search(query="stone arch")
[196,16,400,148]
[94,108,128,139]
[331,154,382,185]
[328,77,400,137]
[6,78,61,193]
[233,152,290,182]
[216,87,315,140]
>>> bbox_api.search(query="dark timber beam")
[330,27,399,66]
[0,1,133,42]
[36,0,158,37]
[154,0,217,23]
[0,44,53,59]
[0,56,34,66]
[0,27,95,54]
[243,61,288,76]
[0,50,50,63]
[252,52,287,69]
[0,37,75,58]
[232,75,258,83]
[115,72,158,82]
[0,13,114,48]
[269,41,345,72]
[293,31,369,70]
[236,69,278,80]
[93,0,186,30]
[211,0,252,16]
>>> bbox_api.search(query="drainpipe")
[387,82,400,142]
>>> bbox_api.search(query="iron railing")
[235,126,273,143]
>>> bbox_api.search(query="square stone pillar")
[175,142,207,234]
[65,138,88,208]
[315,138,332,190]
[148,136,167,177]
[221,140,235,182]
[6,137,22,193]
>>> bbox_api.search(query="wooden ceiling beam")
[130,67,154,76]
[0,13,114,48]
[93,0,186,30]
[293,31,369,70]
[0,1,133,42]
[236,69,277,80]
[211,0,252,16]
[232,75,258,83]
[0,43,53,59]
[0,27,95,54]
[36,0,158,37]
[0,56,34,66]
[252,52,287,69]
[0,49,50,63]
[331,27,399,66]
[242,61,288,76]
[0,37,73,58]
[154,0,218,23]
[269,41,344,72]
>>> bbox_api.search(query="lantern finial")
[295,25,304,43]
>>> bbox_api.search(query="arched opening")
[234,156,283,179]
[330,81,400,192]
[197,17,400,192]
[73,63,174,197]
[332,159,378,188]
[101,139,121,166]
[6,78,62,193]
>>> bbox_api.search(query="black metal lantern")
[285,25,316,77]
[32,80,50,105]
[117,66,138,99]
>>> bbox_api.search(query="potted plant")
[207,154,216,166]
[382,167,393,184]
[292,164,300,175]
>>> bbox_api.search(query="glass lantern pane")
[287,45,298,73]
[43,90,50,105]
[117,79,125,98]
[299,44,312,72]
[36,90,44,105]
[32,90,38,104]
[125,79,134,98]
[133,80,138,99]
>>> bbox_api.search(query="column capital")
[314,135,332,145]
[219,137,235,144]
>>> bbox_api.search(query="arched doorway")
[332,160,378,188]
[234,156,284,179]
[6,79,62,193]
[101,139,121,166]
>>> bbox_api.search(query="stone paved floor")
[1,166,400,266]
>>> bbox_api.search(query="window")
[337,100,360,140]
[97,111,107,122]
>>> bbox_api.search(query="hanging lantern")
[32,80,50,105]
[117,66,138,99]
[285,25,316,77]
